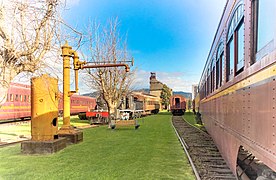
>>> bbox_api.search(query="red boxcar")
[0,83,96,121]
[170,95,186,116]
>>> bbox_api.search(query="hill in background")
[173,91,192,99]
[82,89,192,99]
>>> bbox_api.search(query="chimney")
[150,72,156,80]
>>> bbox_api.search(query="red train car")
[0,83,96,121]
[196,0,276,178]
[0,83,31,120]
[58,94,96,117]
[170,95,186,116]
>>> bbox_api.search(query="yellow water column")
[58,41,132,143]
[58,42,83,143]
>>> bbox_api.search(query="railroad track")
[0,118,31,125]
[172,116,236,180]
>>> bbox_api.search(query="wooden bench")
[110,120,140,129]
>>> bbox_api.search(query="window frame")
[216,42,224,89]
[226,2,245,81]
[252,0,275,62]
[10,94,14,102]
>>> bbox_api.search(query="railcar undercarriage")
[236,146,276,180]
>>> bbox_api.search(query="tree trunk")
[108,103,117,119]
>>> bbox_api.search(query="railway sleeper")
[204,156,225,161]
[209,164,231,168]
[188,144,215,148]
[190,148,218,153]
[200,159,227,165]
[208,175,236,179]
[193,153,222,157]
[209,168,234,173]
[183,136,211,141]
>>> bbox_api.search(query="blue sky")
[64,0,227,93]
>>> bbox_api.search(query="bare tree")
[84,18,134,119]
[0,0,62,103]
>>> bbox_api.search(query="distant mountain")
[173,91,192,99]
[133,88,150,93]
[82,89,192,100]
[82,91,100,98]
[82,88,151,98]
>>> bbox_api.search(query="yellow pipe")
[61,42,72,129]
[82,63,130,72]
[72,51,80,93]
[74,69,79,93]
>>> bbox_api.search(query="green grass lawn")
[0,112,195,180]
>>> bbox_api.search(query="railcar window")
[204,83,206,97]
[227,38,235,81]
[24,95,27,102]
[255,0,275,61]
[212,59,215,92]
[216,55,220,89]
[227,2,244,81]
[15,94,19,101]
[207,69,210,95]
[10,94,13,102]
[20,95,23,102]
[216,42,224,88]
[237,23,244,72]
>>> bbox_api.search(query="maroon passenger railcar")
[0,83,31,120]
[170,95,186,116]
[195,0,276,178]
[0,83,96,121]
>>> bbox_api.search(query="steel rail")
[171,117,201,180]
[0,119,30,125]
